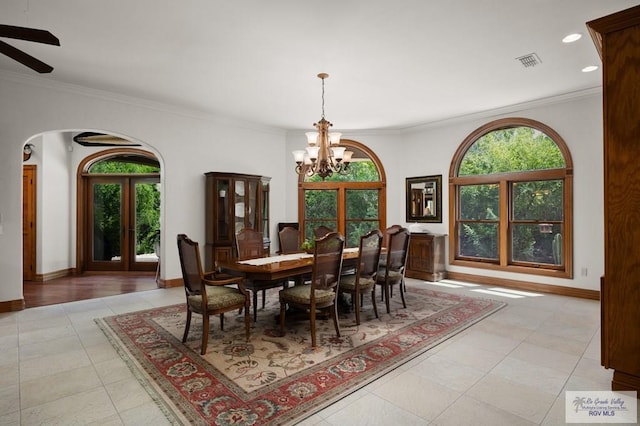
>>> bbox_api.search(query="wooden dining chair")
[339,229,383,325]
[279,231,345,347]
[236,228,288,321]
[278,226,301,254]
[378,224,402,265]
[313,225,334,239]
[376,227,410,314]
[177,234,250,355]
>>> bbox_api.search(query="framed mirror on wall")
[406,175,442,223]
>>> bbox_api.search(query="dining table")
[217,247,360,284]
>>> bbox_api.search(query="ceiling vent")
[516,53,542,68]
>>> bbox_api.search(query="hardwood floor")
[23,274,159,308]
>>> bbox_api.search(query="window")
[449,118,573,278]
[299,139,386,247]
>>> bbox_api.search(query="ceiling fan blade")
[0,24,60,46]
[0,40,54,73]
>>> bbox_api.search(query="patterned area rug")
[96,287,505,425]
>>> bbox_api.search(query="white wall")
[38,132,72,274]
[0,72,288,303]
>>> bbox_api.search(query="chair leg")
[182,309,192,342]
[243,302,251,342]
[399,282,407,309]
[384,283,391,314]
[220,313,224,330]
[370,288,379,319]
[252,290,258,322]
[354,290,361,325]
[201,312,210,355]
[331,300,341,338]
[261,289,266,309]
[279,302,287,337]
[310,306,317,347]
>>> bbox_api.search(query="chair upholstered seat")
[279,285,335,305]
[376,268,403,282]
[187,287,246,311]
[338,274,375,291]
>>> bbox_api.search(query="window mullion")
[499,180,509,266]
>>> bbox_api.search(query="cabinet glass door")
[248,179,258,229]
[234,180,245,234]
[262,179,270,239]
[216,178,231,242]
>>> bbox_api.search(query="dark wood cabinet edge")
[611,371,640,397]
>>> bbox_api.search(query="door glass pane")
[93,183,121,262]
[134,181,160,264]
[304,189,337,241]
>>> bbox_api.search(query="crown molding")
[400,87,603,133]
[0,70,285,136]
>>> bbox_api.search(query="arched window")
[298,139,386,247]
[449,118,573,278]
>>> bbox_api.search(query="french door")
[85,176,159,271]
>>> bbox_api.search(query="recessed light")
[582,65,599,73]
[563,33,582,43]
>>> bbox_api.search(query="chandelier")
[293,73,353,180]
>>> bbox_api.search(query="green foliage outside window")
[90,159,160,257]
[304,161,380,247]
[459,127,565,176]
[306,161,379,183]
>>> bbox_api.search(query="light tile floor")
[1,278,638,425]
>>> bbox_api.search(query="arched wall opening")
[20,129,165,305]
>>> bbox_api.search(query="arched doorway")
[22,132,163,308]
[77,148,160,273]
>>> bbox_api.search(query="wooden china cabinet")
[587,5,640,394]
[204,172,270,270]
[405,233,447,282]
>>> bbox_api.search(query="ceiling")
[1,1,637,131]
